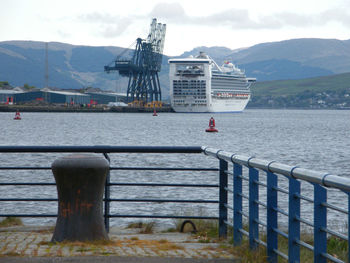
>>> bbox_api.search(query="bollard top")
[52,154,109,170]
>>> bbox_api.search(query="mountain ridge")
[1,38,350,99]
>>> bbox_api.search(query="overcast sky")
[2,0,350,56]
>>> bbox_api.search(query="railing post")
[266,171,278,263]
[233,163,243,245]
[219,159,228,238]
[313,184,327,263]
[288,177,300,262]
[103,153,110,233]
[249,167,259,249]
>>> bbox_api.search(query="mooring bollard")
[51,154,109,242]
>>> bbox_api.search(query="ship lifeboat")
[14,110,21,120]
[205,117,218,132]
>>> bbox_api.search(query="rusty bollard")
[51,154,109,242]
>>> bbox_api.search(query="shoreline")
[0,105,174,113]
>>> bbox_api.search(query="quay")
[0,145,349,263]
[0,105,174,113]
[0,225,235,262]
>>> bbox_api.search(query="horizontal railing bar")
[107,199,218,203]
[255,238,267,247]
[108,183,219,188]
[110,167,218,171]
[295,239,314,251]
[238,210,249,218]
[224,220,233,227]
[322,253,345,263]
[254,219,267,227]
[295,216,314,227]
[321,202,348,214]
[273,228,288,239]
[0,182,219,188]
[294,193,314,203]
[255,180,267,187]
[204,146,350,192]
[238,228,249,237]
[0,214,57,217]
[0,167,51,170]
[272,186,288,195]
[321,227,348,241]
[225,204,233,211]
[0,183,55,186]
[238,193,249,200]
[273,249,288,260]
[107,214,218,219]
[255,200,267,208]
[0,198,219,204]
[0,198,57,201]
[273,207,288,217]
[224,187,233,193]
[0,145,204,153]
[237,175,249,181]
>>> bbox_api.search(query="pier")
[0,145,349,262]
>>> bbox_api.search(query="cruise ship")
[168,52,255,113]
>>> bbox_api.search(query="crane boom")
[104,18,166,106]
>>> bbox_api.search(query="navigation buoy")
[153,109,158,116]
[14,110,21,120]
[205,117,218,132]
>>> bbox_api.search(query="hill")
[248,72,350,108]
[1,38,350,100]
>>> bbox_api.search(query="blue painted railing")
[0,145,349,262]
[204,146,349,263]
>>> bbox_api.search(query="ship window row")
[174,92,206,96]
[212,80,247,85]
[173,80,206,84]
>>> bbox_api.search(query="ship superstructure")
[168,52,255,112]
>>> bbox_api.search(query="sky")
[1,0,350,56]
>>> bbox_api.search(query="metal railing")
[0,145,349,262]
[204,146,350,263]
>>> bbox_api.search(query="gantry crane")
[104,18,166,107]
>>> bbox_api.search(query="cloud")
[149,3,350,30]
[74,2,350,39]
[77,13,134,37]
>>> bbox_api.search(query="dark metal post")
[219,159,228,238]
[266,171,278,263]
[233,163,243,245]
[288,177,300,262]
[51,154,109,242]
[249,168,259,249]
[314,184,327,263]
[249,167,259,249]
[103,153,110,233]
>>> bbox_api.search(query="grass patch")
[0,217,23,227]
[126,221,156,234]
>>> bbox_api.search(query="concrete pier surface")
[0,225,238,263]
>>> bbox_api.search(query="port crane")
[104,18,166,107]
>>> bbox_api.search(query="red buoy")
[14,110,21,120]
[205,117,218,132]
[153,109,158,116]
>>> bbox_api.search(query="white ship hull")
[172,96,251,113]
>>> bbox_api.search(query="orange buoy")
[14,110,21,120]
[153,109,158,116]
[205,117,218,132]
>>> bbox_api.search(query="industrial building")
[0,90,20,104]
[13,90,90,105]
[86,92,127,104]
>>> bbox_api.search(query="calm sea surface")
[0,109,349,229]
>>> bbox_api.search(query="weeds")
[0,217,23,227]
